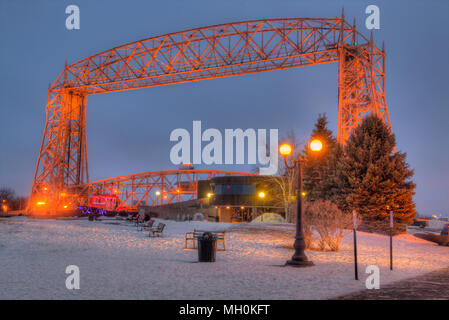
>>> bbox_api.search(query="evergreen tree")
[334,115,416,226]
[302,114,339,201]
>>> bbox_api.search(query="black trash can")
[198,232,217,262]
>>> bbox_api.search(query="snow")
[0,216,448,299]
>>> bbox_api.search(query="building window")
[214,184,255,195]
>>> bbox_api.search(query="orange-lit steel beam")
[88,169,261,210]
[30,14,392,212]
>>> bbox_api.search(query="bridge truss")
[30,10,391,211]
[88,169,259,210]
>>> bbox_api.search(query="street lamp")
[279,139,323,267]
[279,144,292,157]
[309,139,323,152]
[155,190,162,206]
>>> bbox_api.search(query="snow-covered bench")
[149,223,165,237]
[138,219,154,231]
[185,229,226,251]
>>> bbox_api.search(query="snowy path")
[0,217,448,299]
[336,267,449,299]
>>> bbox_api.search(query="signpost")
[353,210,358,280]
[390,210,394,270]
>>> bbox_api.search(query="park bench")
[127,213,139,221]
[134,214,152,228]
[135,214,146,227]
[149,223,166,237]
[138,219,154,231]
[185,229,226,251]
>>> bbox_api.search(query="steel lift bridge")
[30,10,392,212]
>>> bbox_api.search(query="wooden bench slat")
[185,229,226,251]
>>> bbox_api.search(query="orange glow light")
[309,139,323,152]
[279,143,292,156]
[36,201,46,206]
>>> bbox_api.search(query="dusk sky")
[0,0,448,217]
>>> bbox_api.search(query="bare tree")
[304,200,352,251]
[0,187,15,201]
[267,169,297,222]
[264,130,306,222]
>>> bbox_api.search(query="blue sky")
[0,0,448,217]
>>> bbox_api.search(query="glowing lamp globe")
[279,143,293,156]
[309,139,323,152]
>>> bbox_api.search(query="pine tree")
[302,114,339,201]
[334,115,416,227]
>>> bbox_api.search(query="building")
[139,175,283,223]
[208,176,282,223]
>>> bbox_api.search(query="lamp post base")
[285,259,315,267]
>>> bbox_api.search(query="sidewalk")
[336,267,449,300]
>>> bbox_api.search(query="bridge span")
[87,169,260,210]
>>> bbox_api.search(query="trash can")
[198,232,217,262]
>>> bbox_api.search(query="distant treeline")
[0,187,28,211]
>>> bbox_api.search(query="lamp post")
[155,190,161,206]
[279,139,323,267]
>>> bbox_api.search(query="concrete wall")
[139,199,219,222]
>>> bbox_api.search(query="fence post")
[390,210,394,270]
[353,210,358,280]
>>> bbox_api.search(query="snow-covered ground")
[0,216,448,299]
